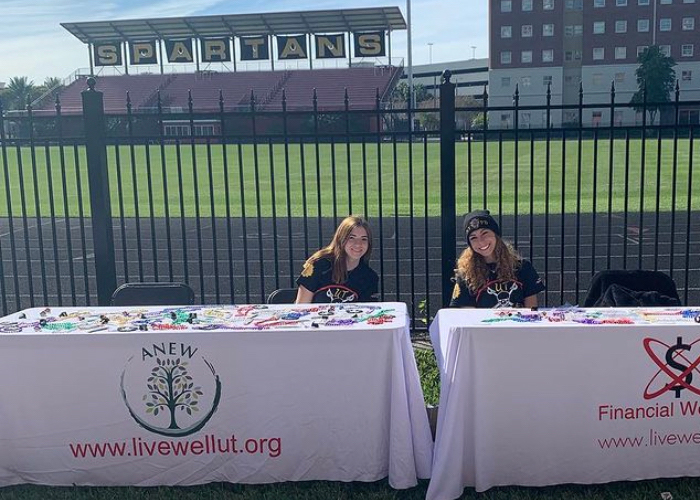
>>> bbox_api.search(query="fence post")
[439,70,456,307]
[82,77,117,305]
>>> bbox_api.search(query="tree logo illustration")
[120,342,222,437]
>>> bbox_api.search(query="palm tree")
[43,77,63,91]
[4,76,38,110]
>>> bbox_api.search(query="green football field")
[0,137,697,217]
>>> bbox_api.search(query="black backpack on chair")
[583,270,681,307]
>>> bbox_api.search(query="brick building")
[488,0,700,127]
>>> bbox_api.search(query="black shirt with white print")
[449,259,545,308]
[296,257,379,303]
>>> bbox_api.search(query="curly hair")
[304,215,373,284]
[455,236,522,293]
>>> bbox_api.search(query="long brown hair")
[455,234,521,293]
[304,215,373,284]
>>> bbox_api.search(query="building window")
[501,76,511,87]
[616,0,627,5]
[638,0,649,4]
[542,49,554,62]
[521,50,533,63]
[543,75,553,86]
[683,0,696,3]
[615,72,626,83]
[659,18,672,31]
[522,25,533,37]
[521,112,531,126]
[565,24,583,36]
[501,0,513,11]
[543,23,554,36]
[615,46,627,59]
[521,76,532,87]
[565,0,583,9]
[501,113,512,127]
[592,73,603,85]
[593,21,606,34]
[565,50,582,60]
[637,19,650,32]
[680,110,699,125]
[682,17,695,30]
[501,25,513,37]
[501,51,512,64]
[659,0,671,3]
[592,111,603,126]
[522,0,533,10]
[593,47,605,60]
[682,44,694,57]
[543,0,554,9]
[682,70,692,81]
[615,20,627,33]
[659,45,671,57]
[637,45,648,56]
[594,0,605,5]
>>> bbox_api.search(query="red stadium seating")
[34,66,402,115]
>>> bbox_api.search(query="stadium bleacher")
[35,66,402,115]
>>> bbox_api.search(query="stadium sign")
[315,34,345,59]
[165,39,194,63]
[200,38,231,62]
[353,32,386,57]
[239,36,269,61]
[129,41,158,65]
[94,42,122,67]
[93,31,386,66]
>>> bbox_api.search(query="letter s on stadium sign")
[94,42,122,66]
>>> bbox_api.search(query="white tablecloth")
[427,308,700,499]
[0,302,432,488]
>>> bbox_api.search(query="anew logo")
[120,342,222,437]
[644,336,700,399]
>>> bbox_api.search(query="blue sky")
[0,0,488,85]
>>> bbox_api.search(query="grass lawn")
[3,347,700,499]
[0,137,697,217]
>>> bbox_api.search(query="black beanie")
[463,210,501,246]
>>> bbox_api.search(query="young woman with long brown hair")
[295,215,379,303]
[450,210,545,308]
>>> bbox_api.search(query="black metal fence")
[0,73,699,329]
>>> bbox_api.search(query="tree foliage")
[630,46,676,125]
[392,82,431,108]
[2,76,39,110]
[40,77,64,99]
[0,76,64,111]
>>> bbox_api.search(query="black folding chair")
[583,270,681,307]
[110,282,195,306]
[266,288,298,304]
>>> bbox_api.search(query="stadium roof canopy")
[61,7,407,44]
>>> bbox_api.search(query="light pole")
[428,42,436,104]
[406,0,415,115]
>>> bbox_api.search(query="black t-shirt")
[449,259,545,308]
[296,257,379,303]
